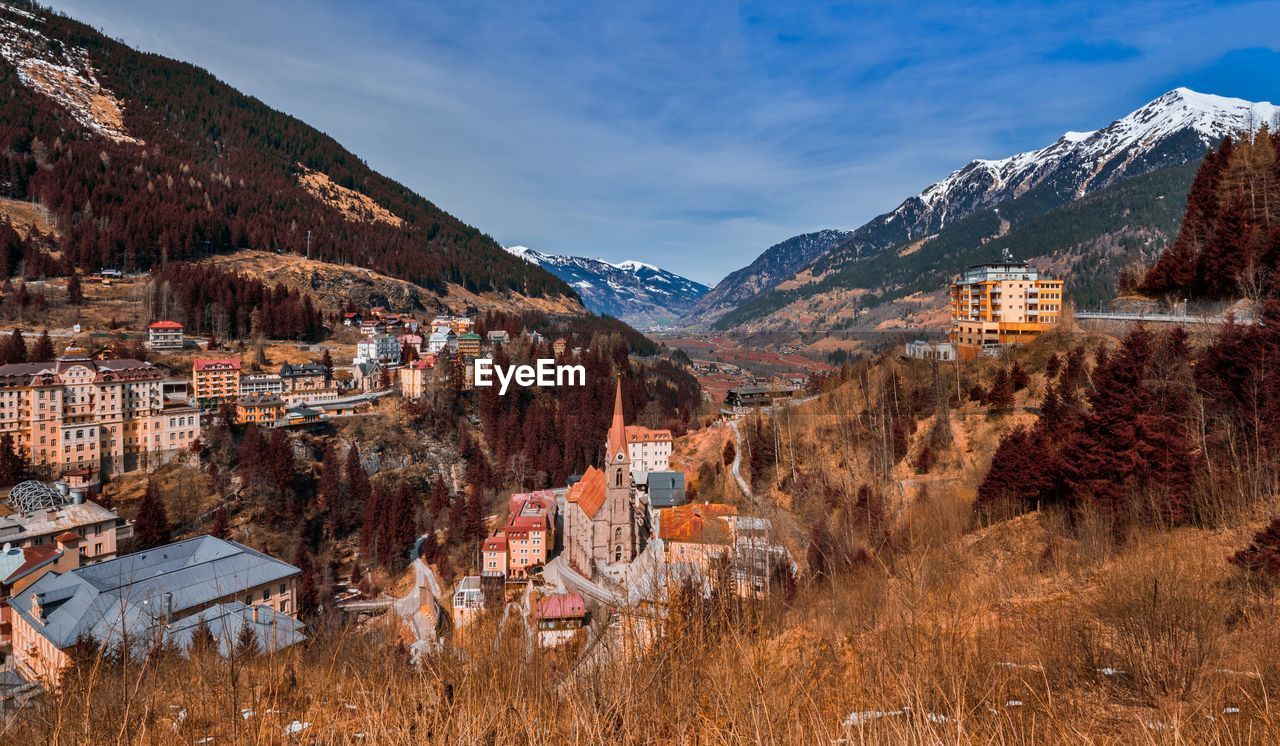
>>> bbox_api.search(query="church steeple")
[606,378,628,464]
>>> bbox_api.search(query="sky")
[44,0,1280,285]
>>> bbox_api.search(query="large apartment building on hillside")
[948,255,1064,360]
[0,347,200,477]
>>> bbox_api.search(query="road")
[728,418,752,500]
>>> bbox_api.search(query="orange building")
[948,255,1064,360]
[235,393,285,425]
[192,357,242,410]
[0,348,200,476]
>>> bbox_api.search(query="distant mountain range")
[698,88,1279,333]
[505,246,708,327]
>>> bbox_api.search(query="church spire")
[606,378,628,463]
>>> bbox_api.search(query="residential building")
[637,471,686,510]
[398,334,424,355]
[496,491,555,579]
[192,357,242,410]
[279,362,328,395]
[456,332,482,357]
[358,319,386,336]
[146,320,183,350]
[279,403,324,429]
[399,359,433,401]
[341,312,362,327]
[426,330,451,355]
[451,575,485,627]
[0,533,82,651]
[564,381,638,579]
[724,385,792,409]
[553,338,567,357]
[8,535,301,683]
[0,483,124,564]
[355,334,400,365]
[535,592,587,647]
[0,348,201,476]
[624,425,672,474]
[481,534,507,580]
[904,340,957,361]
[949,253,1064,360]
[486,330,510,346]
[235,393,285,425]
[239,374,284,397]
[654,504,792,599]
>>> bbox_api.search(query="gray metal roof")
[9,536,298,651]
[646,471,687,509]
[164,601,305,656]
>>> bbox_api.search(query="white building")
[624,425,672,475]
[354,334,400,365]
[240,374,284,397]
[904,340,956,362]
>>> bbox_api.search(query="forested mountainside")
[506,246,708,327]
[683,229,850,326]
[1143,129,1280,299]
[707,89,1277,332]
[0,2,575,300]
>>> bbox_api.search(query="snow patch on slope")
[0,4,140,144]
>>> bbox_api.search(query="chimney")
[252,604,260,623]
[30,593,42,624]
[162,592,173,620]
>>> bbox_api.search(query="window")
[614,545,622,562]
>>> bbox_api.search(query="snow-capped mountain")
[705,88,1277,331]
[816,88,1277,268]
[506,246,708,327]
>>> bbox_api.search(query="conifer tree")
[134,480,172,550]
[293,543,319,618]
[210,504,229,540]
[31,329,54,362]
[66,271,83,305]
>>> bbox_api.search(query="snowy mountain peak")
[898,88,1276,227]
[504,246,708,327]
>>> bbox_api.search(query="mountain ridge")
[505,245,708,327]
[705,87,1277,333]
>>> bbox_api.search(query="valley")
[0,1,1278,744]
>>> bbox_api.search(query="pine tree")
[293,543,319,618]
[210,504,229,539]
[0,433,31,488]
[343,444,371,534]
[66,271,83,305]
[1232,517,1280,580]
[1045,352,1062,379]
[31,330,54,362]
[987,368,1014,412]
[1,328,27,364]
[428,473,449,521]
[234,618,259,658]
[188,617,217,657]
[134,480,172,550]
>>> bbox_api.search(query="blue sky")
[46,0,1280,285]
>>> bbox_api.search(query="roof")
[148,320,183,330]
[0,357,160,383]
[606,380,628,462]
[9,535,299,650]
[0,544,59,585]
[646,471,687,509]
[239,393,284,408]
[193,358,241,371]
[536,592,586,620]
[164,601,305,657]
[279,362,326,377]
[566,465,606,519]
[457,332,481,341]
[657,503,737,544]
[482,534,507,552]
[625,425,672,443]
[0,499,120,543]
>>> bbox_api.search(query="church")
[564,381,640,579]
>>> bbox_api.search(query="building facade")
[235,394,285,425]
[949,255,1064,360]
[8,535,300,683]
[192,358,242,410]
[0,349,200,477]
[624,425,672,474]
[564,382,638,579]
[355,334,400,365]
[904,340,957,361]
[146,321,183,350]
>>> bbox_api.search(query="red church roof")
[567,465,606,519]
[606,379,628,463]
